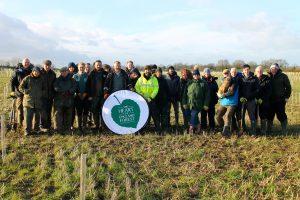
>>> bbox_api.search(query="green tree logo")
[111,95,141,128]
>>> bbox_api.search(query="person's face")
[127,62,133,70]
[78,64,85,73]
[182,73,187,80]
[204,73,210,78]
[69,67,75,73]
[271,68,278,76]
[243,67,250,76]
[61,71,68,77]
[130,73,138,79]
[43,64,51,71]
[23,59,30,68]
[32,71,40,77]
[94,62,102,71]
[223,72,229,78]
[230,69,237,77]
[255,68,263,78]
[168,68,175,75]
[85,65,90,73]
[144,69,151,76]
[155,71,162,78]
[114,63,121,72]
[193,74,200,80]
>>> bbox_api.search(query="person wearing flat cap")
[267,63,291,134]
[182,69,210,134]
[40,59,56,132]
[18,66,44,136]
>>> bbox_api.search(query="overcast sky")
[0,0,300,66]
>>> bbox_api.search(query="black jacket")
[256,74,272,105]
[239,73,259,101]
[155,75,170,107]
[10,65,33,97]
[86,68,107,98]
[202,76,219,105]
[269,70,291,101]
[41,69,56,99]
[104,69,131,94]
[166,72,181,101]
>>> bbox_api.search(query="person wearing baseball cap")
[268,63,291,134]
[40,59,56,132]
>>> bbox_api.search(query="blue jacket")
[220,86,239,106]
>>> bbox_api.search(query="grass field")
[0,69,299,199]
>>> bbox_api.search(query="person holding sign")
[135,65,160,133]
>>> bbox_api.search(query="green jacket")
[53,75,77,108]
[135,74,159,100]
[182,79,210,110]
[18,74,44,109]
[269,70,291,101]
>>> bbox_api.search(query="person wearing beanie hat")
[166,65,181,133]
[129,67,141,88]
[68,62,77,75]
[135,65,160,133]
[201,68,218,132]
[40,59,56,132]
[10,58,33,128]
[182,68,209,134]
[268,63,291,134]
[180,68,192,133]
[239,63,259,135]
[154,67,170,135]
[18,64,43,136]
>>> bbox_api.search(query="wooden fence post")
[1,115,6,162]
[80,154,87,200]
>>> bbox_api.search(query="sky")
[0,0,300,66]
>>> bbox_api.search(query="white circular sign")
[102,90,149,134]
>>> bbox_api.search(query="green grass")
[0,69,300,199]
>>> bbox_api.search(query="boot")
[267,120,273,135]
[261,119,267,135]
[250,121,256,136]
[281,120,288,135]
[222,126,230,137]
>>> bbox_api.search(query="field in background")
[0,69,299,199]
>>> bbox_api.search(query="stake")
[1,115,6,162]
[80,154,87,200]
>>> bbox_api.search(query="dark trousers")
[268,99,287,122]
[232,102,242,130]
[148,101,160,131]
[200,104,216,129]
[256,103,270,120]
[157,104,169,131]
[242,100,256,122]
[91,97,104,128]
[41,98,53,129]
[181,104,191,129]
[75,97,89,128]
[190,109,200,128]
[167,99,179,126]
[54,106,73,131]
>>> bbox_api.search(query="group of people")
[10,58,291,136]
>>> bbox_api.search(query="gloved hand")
[104,93,109,100]
[256,99,263,105]
[285,98,289,103]
[10,92,16,98]
[217,92,224,99]
[183,104,189,110]
[240,97,247,103]
[147,98,151,102]
[203,106,209,111]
